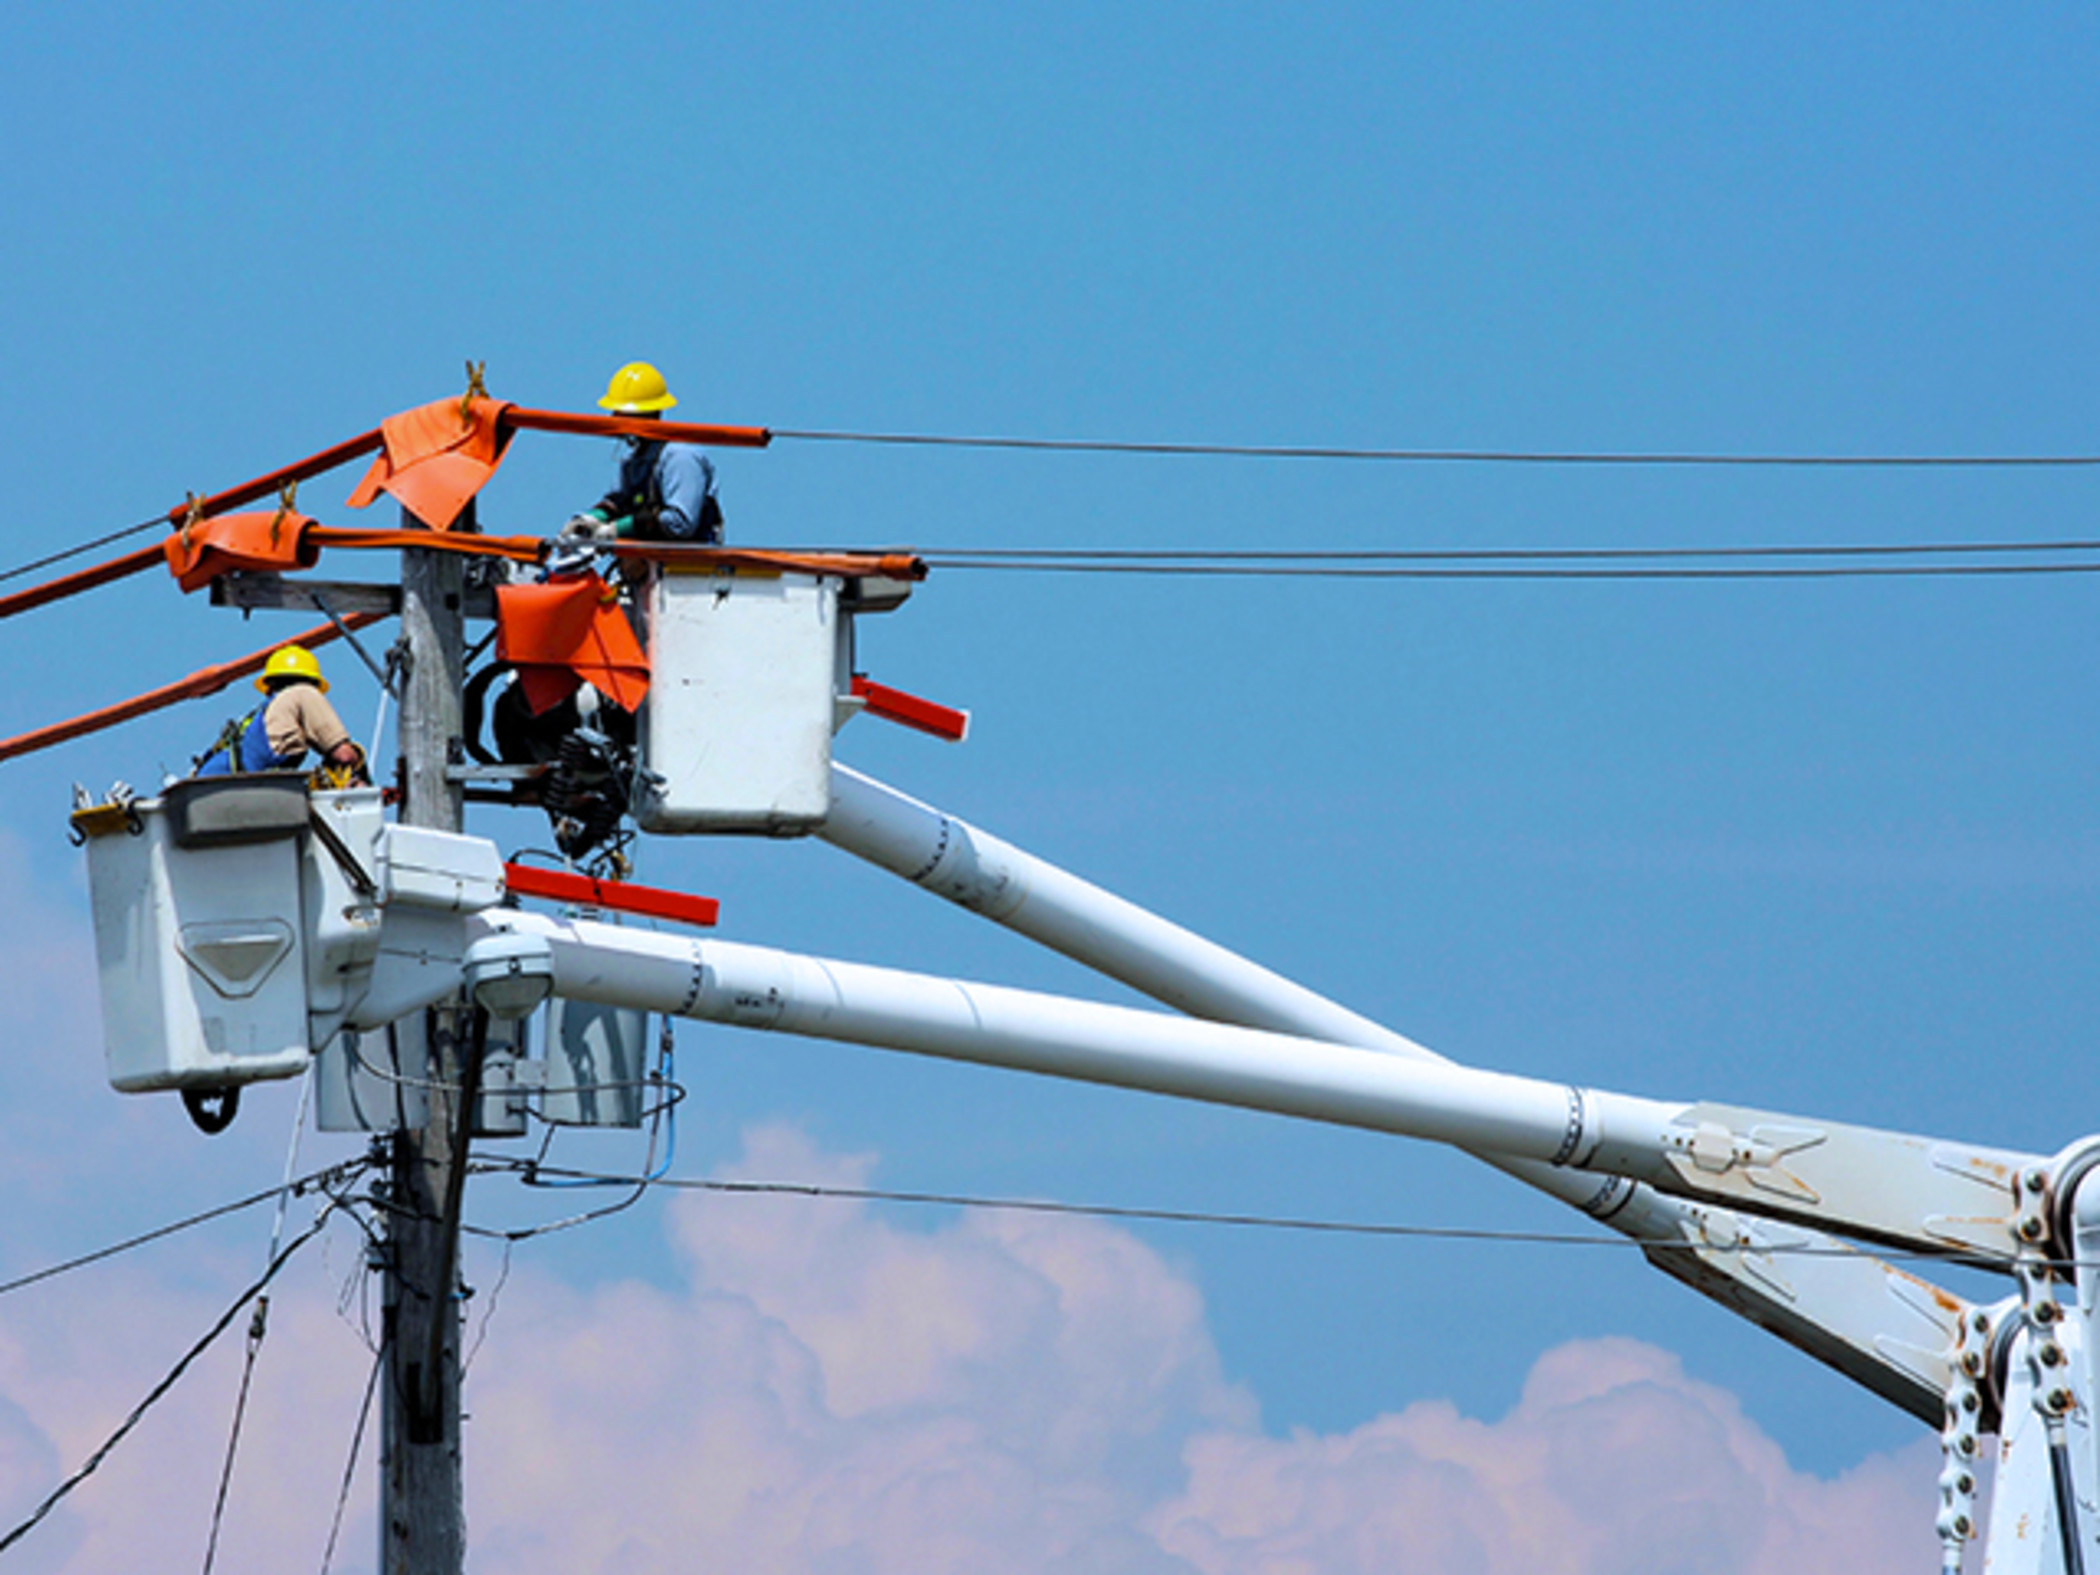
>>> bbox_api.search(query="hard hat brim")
[597,392,679,414]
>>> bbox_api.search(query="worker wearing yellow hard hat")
[562,361,724,544]
[597,361,679,415]
[193,644,369,785]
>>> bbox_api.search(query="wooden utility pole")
[379,512,469,1574]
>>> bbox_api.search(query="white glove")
[560,513,617,543]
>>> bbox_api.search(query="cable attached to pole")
[318,1347,384,1575]
[199,1075,313,1573]
[0,1165,359,1299]
[0,1207,338,1559]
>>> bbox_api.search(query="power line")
[0,1164,364,1300]
[925,556,2100,581]
[496,1163,1981,1266]
[0,516,166,588]
[0,1207,337,1559]
[8,440,2095,600]
[318,1349,383,1575]
[912,537,2100,581]
[777,427,2100,468]
[202,1300,269,1575]
[923,539,2100,562]
[202,1082,316,1575]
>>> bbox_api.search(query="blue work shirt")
[611,440,719,542]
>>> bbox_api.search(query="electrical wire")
[12,419,2100,598]
[0,516,167,588]
[926,556,2100,582]
[909,536,2100,582]
[0,1206,338,1559]
[462,1239,515,1375]
[922,538,2100,563]
[500,1029,682,1240]
[488,1162,2074,1270]
[775,427,2100,468]
[317,1347,383,1575]
[201,1076,314,1575]
[200,1301,269,1575]
[0,1162,365,1300]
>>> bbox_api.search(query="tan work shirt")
[262,685,352,761]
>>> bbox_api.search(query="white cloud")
[1148,1339,1940,1575]
[0,1126,1943,1575]
[465,1125,1252,1574]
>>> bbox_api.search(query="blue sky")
[1,6,2096,1570]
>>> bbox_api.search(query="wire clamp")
[178,492,204,557]
[269,479,297,549]
[460,359,488,423]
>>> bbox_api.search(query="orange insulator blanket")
[164,510,322,592]
[346,397,516,529]
[495,574,650,714]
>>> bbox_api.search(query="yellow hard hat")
[598,361,678,415]
[256,644,328,694]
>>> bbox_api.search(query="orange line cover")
[502,408,772,449]
[0,614,383,763]
[304,527,546,563]
[162,429,385,526]
[607,544,927,581]
[0,543,166,624]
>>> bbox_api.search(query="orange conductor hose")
[162,429,387,525]
[502,408,771,448]
[607,543,927,580]
[0,544,166,624]
[0,613,383,763]
[304,527,547,562]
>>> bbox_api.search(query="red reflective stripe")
[851,675,970,742]
[503,864,719,928]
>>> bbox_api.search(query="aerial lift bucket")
[635,566,848,835]
[74,776,502,1100]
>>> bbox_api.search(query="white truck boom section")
[817,764,1980,1427]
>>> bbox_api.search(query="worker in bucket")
[193,644,370,785]
[560,361,724,545]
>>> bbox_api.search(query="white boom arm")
[815,765,1975,1419]
[468,908,2036,1262]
